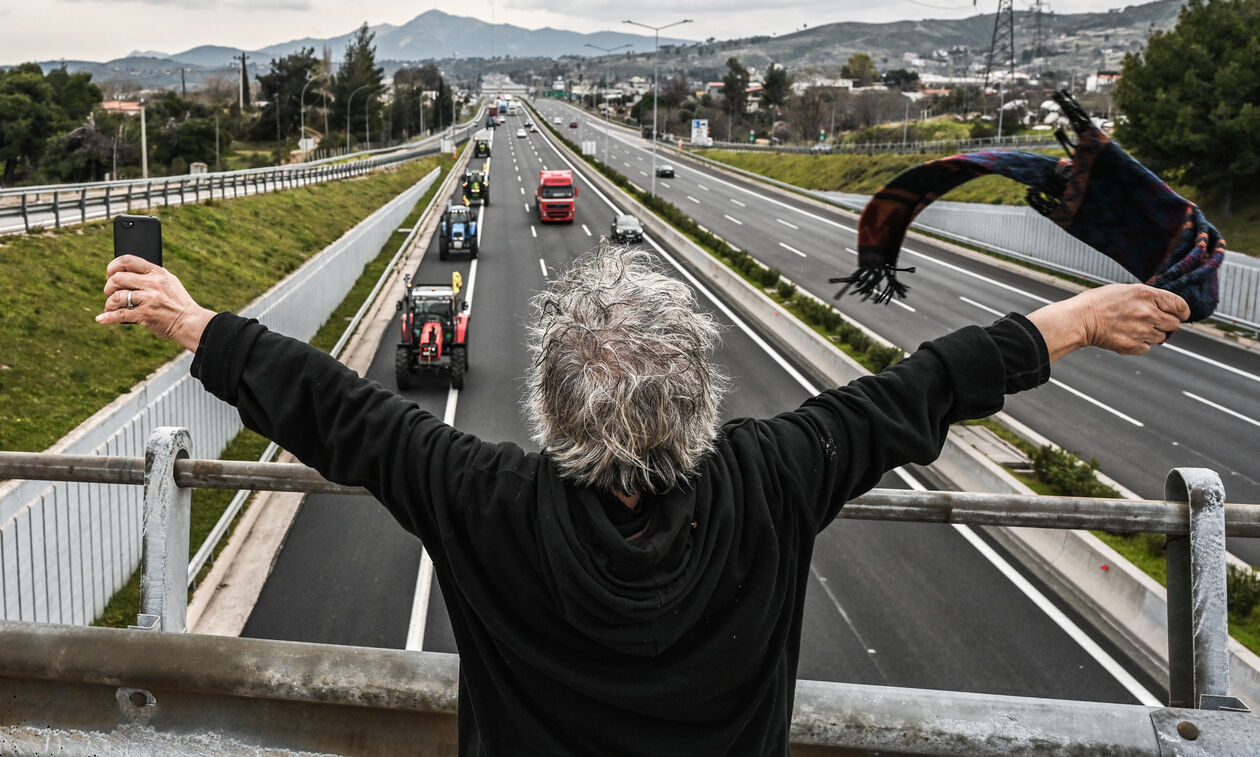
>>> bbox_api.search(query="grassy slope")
[0,158,443,453]
[701,149,1259,254]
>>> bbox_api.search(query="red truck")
[536,169,578,223]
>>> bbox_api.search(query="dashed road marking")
[686,195,700,204]
[531,225,537,238]
[777,218,798,230]
[778,242,807,258]
[730,198,746,207]
[582,224,591,237]
[723,213,743,226]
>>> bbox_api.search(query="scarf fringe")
[830,263,915,305]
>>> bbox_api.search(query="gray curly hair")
[525,245,727,495]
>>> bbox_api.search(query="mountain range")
[128,10,692,68]
[16,1,1185,95]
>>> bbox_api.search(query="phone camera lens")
[123,221,134,228]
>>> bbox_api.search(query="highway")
[535,99,1260,568]
[238,114,1167,707]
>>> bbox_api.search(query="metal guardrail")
[0,433,1254,754]
[697,133,1060,155]
[0,118,481,236]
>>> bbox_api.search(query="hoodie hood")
[533,455,735,657]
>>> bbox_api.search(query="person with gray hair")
[99,244,1188,755]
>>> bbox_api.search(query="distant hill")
[14,1,1185,94]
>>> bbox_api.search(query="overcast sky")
[3,0,1141,63]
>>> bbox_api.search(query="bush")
[776,280,797,298]
[1030,446,1120,498]
[1229,565,1260,620]
[864,344,904,373]
[759,266,781,288]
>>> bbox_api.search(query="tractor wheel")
[450,346,467,390]
[439,235,449,261]
[395,346,415,391]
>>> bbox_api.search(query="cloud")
[61,0,312,9]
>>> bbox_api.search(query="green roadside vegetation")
[963,418,1260,655]
[0,156,445,454]
[536,103,1260,657]
[91,154,453,628]
[694,148,1260,255]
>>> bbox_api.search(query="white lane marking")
[623,162,631,168]
[891,467,1162,706]
[723,213,743,226]
[686,195,700,204]
[517,175,522,182]
[906,247,1052,305]
[959,296,1003,317]
[777,218,799,230]
[404,551,434,650]
[1184,391,1260,428]
[582,223,592,237]
[1051,379,1144,426]
[697,183,710,191]
[779,242,807,258]
[960,296,1142,426]
[525,203,530,213]
[660,181,671,189]
[531,225,537,238]
[540,258,549,278]
[730,198,746,207]
[843,247,858,256]
[407,254,480,651]
[639,170,648,177]
[810,563,888,681]
[519,186,524,195]
[1164,343,1260,386]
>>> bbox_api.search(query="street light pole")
[346,84,370,154]
[902,95,910,149]
[299,73,325,160]
[585,43,631,167]
[624,18,691,196]
[996,80,1006,142]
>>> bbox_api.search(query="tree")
[722,57,750,130]
[841,53,879,87]
[331,23,386,146]
[252,47,320,142]
[762,63,791,108]
[0,63,58,182]
[1114,0,1260,218]
[45,65,103,126]
[882,69,920,90]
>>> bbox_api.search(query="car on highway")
[609,214,643,243]
[516,128,527,138]
[569,120,579,129]
[553,117,562,124]
[654,164,675,178]
[529,124,539,133]
[810,143,833,154]
[525,119,535,128]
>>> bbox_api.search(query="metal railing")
[0,167,441,627]
[0,433,1255,754]
[0,117,481,236]
[698,133,1060,155]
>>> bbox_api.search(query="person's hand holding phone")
[97,255,215,352]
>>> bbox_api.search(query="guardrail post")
[162,180,169,207]
[53,189,61,228]
[79,187,87,224]
[104,184,112,219]
[129,427,192,633]
[20,193,29,232]
[1165,467,1250,712]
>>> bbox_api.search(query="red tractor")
[395,273,470,390]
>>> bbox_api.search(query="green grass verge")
[92,155,453,629]
[0,157,443,454]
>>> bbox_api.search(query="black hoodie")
[191,311,1049,755]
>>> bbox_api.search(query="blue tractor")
[438,204,479,261]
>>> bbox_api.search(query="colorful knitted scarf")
[831,90,1225,321]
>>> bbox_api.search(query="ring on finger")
[127,290,135,309]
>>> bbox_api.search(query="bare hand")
[96,255,216,352]
[1026,283,1190,362]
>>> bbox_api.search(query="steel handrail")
[3,450,1258,536]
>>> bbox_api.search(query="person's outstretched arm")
[761,282,1190,529]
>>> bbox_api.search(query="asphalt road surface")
[241,117,1165,707]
